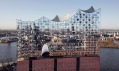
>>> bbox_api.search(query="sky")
[0,0,119,30]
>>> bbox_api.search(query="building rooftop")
[82,6,95,13]
[52,15,61,22]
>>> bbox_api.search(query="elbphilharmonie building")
[17,6,101,61]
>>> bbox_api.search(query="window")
[83,19,85,21]
[86,16,87,18]
[83,14,85,16]
[77,19,79,21]
[80,21,81,23]
[86,21,87,24]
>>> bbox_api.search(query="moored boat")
[0,37,18,43]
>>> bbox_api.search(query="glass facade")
[17,7,101,61]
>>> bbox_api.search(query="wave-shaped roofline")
[17,6,101,23]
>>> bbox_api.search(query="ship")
[0,36,18,43]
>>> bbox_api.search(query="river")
[0,42,17,63]
[0,42,119,71]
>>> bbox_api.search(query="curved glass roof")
[36,6,100,23]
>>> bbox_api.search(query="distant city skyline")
[0,0,119,30]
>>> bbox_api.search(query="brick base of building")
[17,56,100,71]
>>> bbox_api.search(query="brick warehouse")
[17,56,100,71]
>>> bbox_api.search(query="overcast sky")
[0,0,119,30]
